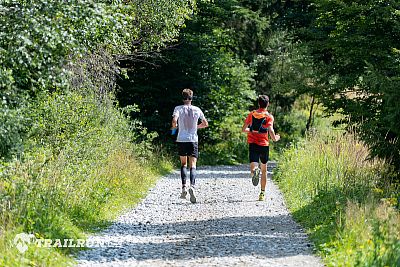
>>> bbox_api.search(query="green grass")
[0,91,173,266]
[275,131,400,266]
[0,152,171,267]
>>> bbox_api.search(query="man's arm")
[242,112,252,132]
[171,116,178,129]
[242,122,250,132]
[268,126,280,142]
[198,118,208,129]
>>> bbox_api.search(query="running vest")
[249,111,270,133]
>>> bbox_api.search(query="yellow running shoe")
[258,191,265,201]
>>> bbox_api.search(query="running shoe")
[189,187,196,203]
[258,191,265,201]
[252,167,260,186]
[180,187,188,199]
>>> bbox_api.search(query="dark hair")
[182,88,193,100]
[258,95,269,108]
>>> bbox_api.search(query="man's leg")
[189,156,197,187]
[251,161,261,186]
[258,145,269,201]
[180,156,188,198]
[260,162,267,191]
[250,162,258,176]
[180,156,188,185]
[187,142,199,203]
[249,144,260,185]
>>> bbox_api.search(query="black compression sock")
[190,167,196,186]
[181,166,187,185]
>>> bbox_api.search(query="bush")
[0,97,28,158]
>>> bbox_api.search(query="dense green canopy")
[1,0,399,170]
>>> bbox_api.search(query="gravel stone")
[76,163,323,267]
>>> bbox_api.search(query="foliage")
[328,201,400,267]
[282,0,400,172]
[0,1,132,93]
[0,91,172,265]
[0,0,192,265]
[0,0,197,158]
[125,0,335,155]
[0,96,28,157]
[275,128,400,266]
[117,0,319,161]
[127,0,196,52]
[118,0,263,163]
[1,0,398,264]
[200,114,249,165]
[0,1,125,158]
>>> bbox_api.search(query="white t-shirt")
[173,104,205,142]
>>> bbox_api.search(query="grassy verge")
[0,91,173,266]
[274,130,400,266]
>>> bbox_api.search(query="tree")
[117,0,256,146]
[0,0,198,158]
[287,0,400,170]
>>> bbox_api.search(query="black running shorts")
[177,142,199,158]
[249,143,269,164]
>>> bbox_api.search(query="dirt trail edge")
[76,163,323,267]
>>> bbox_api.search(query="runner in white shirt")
[171,89,208,203]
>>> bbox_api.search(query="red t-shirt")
[244,108,274,146]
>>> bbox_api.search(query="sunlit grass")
[275,130,399,266]
[0,91,173,266]
[0,143,171,267]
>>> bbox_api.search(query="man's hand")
[198,118,209,129]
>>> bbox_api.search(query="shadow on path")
[79,214,313,262]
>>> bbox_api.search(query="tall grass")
[0,91,172,266]
[275,131,400,266]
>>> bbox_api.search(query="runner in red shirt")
[242,95,280,201]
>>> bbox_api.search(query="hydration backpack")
[249,111,270,133]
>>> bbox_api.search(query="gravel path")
[76,164,323,267]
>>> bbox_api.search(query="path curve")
[76,164,323,267]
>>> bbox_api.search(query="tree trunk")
[306,96,315,131]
